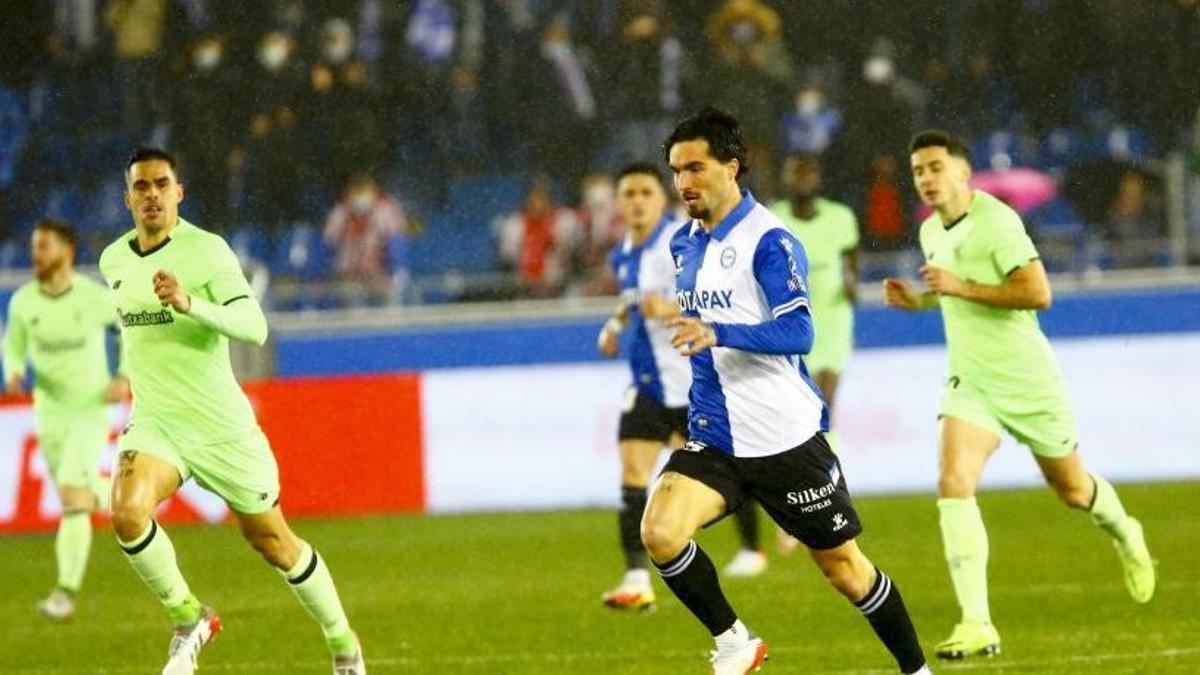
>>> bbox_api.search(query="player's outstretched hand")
[667,316,717,356]
[919,263,965,297]
[105,376,131,403]
[152,270,191,313]
[882,277,921,311]
[5,373,25,396]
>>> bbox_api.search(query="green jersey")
[99,218,265,442]
[770,197,859,314]
[2,276,116,413]
[919,189,1061,391]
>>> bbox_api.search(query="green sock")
[938,497,991,624]
[118,521,199,625]
[282,541,355,656]
[56,511,93,594]
[1088,474,1132,542]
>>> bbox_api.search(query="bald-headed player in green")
[884,130,1155,661]
[3,219,130,621]
[101,148,365,675]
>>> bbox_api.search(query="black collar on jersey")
[942,211,969,231]
[37,283,74,299]
[129,236,173,257]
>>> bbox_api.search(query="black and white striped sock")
[854,567,927,674]
[655,540,738,636]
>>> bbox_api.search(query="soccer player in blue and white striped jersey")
[597,164,766,613]
[640,108,929,675]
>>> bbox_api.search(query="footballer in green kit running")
[884,130,1156,662]
[101,148,364,675]
[3,220,130,621]
[770,153,860,410]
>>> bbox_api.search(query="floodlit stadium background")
[4,0,1198,527]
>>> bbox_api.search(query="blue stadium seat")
[1037,127,1092,175]
[81,178,129,236]
[270,223,331,281]
[972,130,1030,171]
[228,225,271,265]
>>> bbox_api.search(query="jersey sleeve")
[752,229,812,319]
[185,237,268,345]
[990,210,1040,275]
[2,292,28,379]
[202,238,255,306]
[841,206,861,251]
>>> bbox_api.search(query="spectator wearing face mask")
[780,83,841,156]
[173,34,240,232]
[240,31,306,238]
[323,174,410,306]
[304,19,385,201]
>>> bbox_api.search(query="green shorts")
[939,374,1079,458]
[807,304,854,374]
[36,405,110,491]
[118,416,280,514]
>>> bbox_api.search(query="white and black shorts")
[660,433,862,550]
[618,388,689,443]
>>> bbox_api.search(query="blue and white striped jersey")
[671,190,828,457]
[609,218,693,408]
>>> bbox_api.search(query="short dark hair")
[616,162,664,187]
[126,146,180,181]
[34,219,77,247]
[663,107,749,177]
[909,130,970,161]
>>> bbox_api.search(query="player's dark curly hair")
[663,107,749,177]
[125,146,180,181]
[909,129,970,160]
[616,161,664,187]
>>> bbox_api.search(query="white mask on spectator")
[350,191,375,214]
[797,89,823,114]
[194,45,222,71]
[863,56,894,84]
[324,39,354,64]
[259,40,290,70]
[583,183,614,210]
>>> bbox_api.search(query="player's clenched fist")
[919,263,966,297]
[882,278,921,310]
[667,316,717,356]
[153,269,191,313]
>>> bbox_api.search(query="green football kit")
[99,218,277,513]
[3,276,115,490]
[771,197,859,374]
[919,189,1076,457]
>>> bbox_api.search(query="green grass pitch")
[1,481,1197,673]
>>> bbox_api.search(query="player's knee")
[818,557,871,601]
[1053,480,1092,510]
[110,501,153,542]
[246,530,293,567]
[937,472,976,499]
[640,515,686,562]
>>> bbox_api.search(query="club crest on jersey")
[673,254,684,276]
[677,288,734,312]
[618,263,629,280]
[720,247,737,268]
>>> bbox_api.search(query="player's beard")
[684,203,710,221]
[33,255,65,282]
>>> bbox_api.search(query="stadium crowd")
[1,0,1198,306]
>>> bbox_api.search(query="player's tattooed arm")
[117,450,138,478]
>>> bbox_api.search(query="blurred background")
[1,0,1199,309]
[1,0,1199,526]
